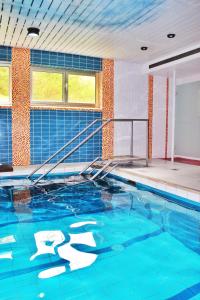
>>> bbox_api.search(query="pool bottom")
[0,175,200,300]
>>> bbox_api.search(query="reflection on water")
[57,231,97,272]
[30,230,66,261]
[0,251,13,260]
[0,176,200,299]
[127,189,200,255]
[1,177,200,256]
[39,266,66,279]
[0,235,16,244]
[70,221,97,228]
[30,221,98,278]
[13,189,31,203]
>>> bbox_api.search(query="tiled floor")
[0,159,199,202]
[113,159,200,202]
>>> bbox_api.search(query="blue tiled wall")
[30,49,103,164]
[30,110,102,164]
[31,49,102,71]
[0,46,103,166]
[0,46,12,62]
[0,109,12,164]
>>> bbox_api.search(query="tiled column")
[102,59,114,160]
[148,75,153,159]
[12,48,31,166]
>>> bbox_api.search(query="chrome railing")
[27,118,102,180]
[29,118,148,185]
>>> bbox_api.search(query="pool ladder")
[28,118,149,185]
[79,157,119,180]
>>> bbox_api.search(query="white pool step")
[79,155,148,180]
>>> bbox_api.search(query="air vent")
[149,47,200,69]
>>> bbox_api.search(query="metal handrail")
[79,157,100,175]
[32,119,111,185]
[28,118,102,179]
[100,162,119,180]
[30,118,149,185]
[90,159,112,180]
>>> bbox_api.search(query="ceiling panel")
[0,0,200,61]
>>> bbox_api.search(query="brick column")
[102,59,114,160]
[148,75,153,159]
[12,48,31,166]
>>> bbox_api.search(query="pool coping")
[111,168,200,203]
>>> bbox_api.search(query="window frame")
[0,63,11,106]
[31,67,99,108]
[31,67,66,105]
[66,70,97,108]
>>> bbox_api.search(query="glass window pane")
[32,71,63,102]
[0,66,9,104]
[68,74,95,104]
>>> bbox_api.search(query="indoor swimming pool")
[0,174,200,300]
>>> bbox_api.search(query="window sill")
[0,105,12,109]
[31,104,102,112]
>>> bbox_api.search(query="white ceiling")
[0,0,200,61]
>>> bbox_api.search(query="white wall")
[114,60,174,159]
[167,77,173,158]
[177,73,200,86]
[152,76,167,158]
[114,60,148,157]
[175,81,200,159]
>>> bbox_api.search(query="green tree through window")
[0,66,9,104]
[32,69,97,106]
[68,74,95,104]
[32,71,63,102]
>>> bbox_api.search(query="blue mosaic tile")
[0,109,12,164]
[30,110,102,164]
[31,49,102,72]
[0,46,12,62]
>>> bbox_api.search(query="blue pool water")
[0,174,200,300]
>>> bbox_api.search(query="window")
[0,66,10,105]
[68,73,96,105]
[32,70,64,103]
[31,68,98,107]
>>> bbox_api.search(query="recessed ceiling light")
[27,27,40,37]
[141,46,148,51]
[167,33,176,38]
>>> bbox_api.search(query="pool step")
[79,155,147,180]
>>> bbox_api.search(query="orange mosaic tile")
[12,48,31,166]
[148,75,153,159]
[13,189,31,203]
[102,59,114,160]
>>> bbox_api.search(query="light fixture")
[27,27,40,37]
[167,33,176,38]
[141,46,148,51]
